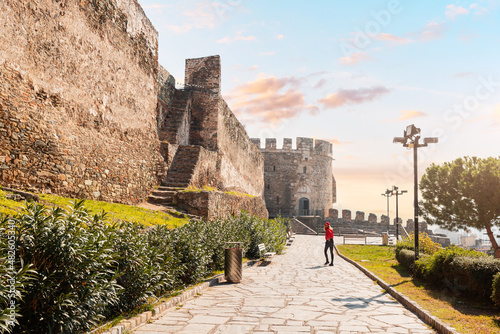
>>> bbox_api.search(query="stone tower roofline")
[250,137,333,158]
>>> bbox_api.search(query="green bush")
[14,202,121,334]
[420,245,487,286]
[0,201,289,333]
[447,256,500,299]
[395,242,500,304]
[0,215,36,333]
[492,272,500,306]
[395,232,440,258]
[396,249,416,269]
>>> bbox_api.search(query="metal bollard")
[224,242,243,283]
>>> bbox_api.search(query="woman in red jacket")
[324,222,334,266]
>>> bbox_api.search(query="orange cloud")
[493,104,500,123]
[375,33,411,44]
[398,110,428,120]
[419,21,445,41]
[445,4,470,19]
[318,86,390,109]
[339,51,368,65]
[325,138,350,145]
[225,76,310,123]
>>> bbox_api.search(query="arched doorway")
[299,197,310,216]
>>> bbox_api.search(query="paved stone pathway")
[134,234,435,333]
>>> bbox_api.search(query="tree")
[420,156,500,258]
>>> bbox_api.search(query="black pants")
[324,239,334,262]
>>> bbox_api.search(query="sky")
[137,0,500,227]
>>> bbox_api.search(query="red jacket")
[325,228,333,240]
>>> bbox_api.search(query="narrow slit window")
[273,166,276,171]
[276,196,280,204]
[303,166,307,174]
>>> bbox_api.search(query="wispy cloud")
[277,34,284,40]
[374,33,412,44]
[165,1,218,33]
[225,75,311,123]
[445,4,470,19]
[325,138,351,145]
[398,110,428,120]
[419,21,445,41]
[216,34,256,44]
[339,51,368,65]
[453,71,474,78]
[259,51,276,56]
[318,86,390,109]
[469,3,490,16]
[492,104,500,123]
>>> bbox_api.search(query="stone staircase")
[147,145,201,206]
[291,218,317,235]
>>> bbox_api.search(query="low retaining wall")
[176,191,268,220]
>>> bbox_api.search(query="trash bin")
[224,242,243,283]
[382,233,389,246]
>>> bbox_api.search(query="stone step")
[165,182,190,187]
[151,189,176,197]
[147,195,174,205]
[157,186,183,191]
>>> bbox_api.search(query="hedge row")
[396,245,500,306]
[0,201,290,334]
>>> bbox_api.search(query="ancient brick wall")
[217,100,264,196]
[254,137,335,218]
[181,56,264,197]
[0,0,163,203]
[176,191,268,220]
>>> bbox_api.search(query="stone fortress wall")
[156,56,265,197]
[0,0,265,215]
[326,209,450,247]
[251,137,336,218]
[0,0,162,203]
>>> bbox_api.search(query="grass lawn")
[337,244,500,334]
[0,188,190,228]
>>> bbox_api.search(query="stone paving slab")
[133,234,436,333]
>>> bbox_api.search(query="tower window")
[276,196,280,204]
[273,166,276,171]
[267,184,270,190]
[303,167,307,174]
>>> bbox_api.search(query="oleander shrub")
[0,215,36,334]
[0,201,289,334]
[492,272,500,306]
[15,202,121,334]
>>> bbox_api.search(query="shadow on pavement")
[331,292,399,309]
[305,265,325,270]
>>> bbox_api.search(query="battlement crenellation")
[251,137,333,157]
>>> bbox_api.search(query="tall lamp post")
[381,189,392,231]
[393,124,437,260]
[392,186,407,241]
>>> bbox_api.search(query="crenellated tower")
[251,137,336,218]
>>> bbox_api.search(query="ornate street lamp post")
[381,189,392,232]
[393,124,437,260]
[392,186,407,241]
